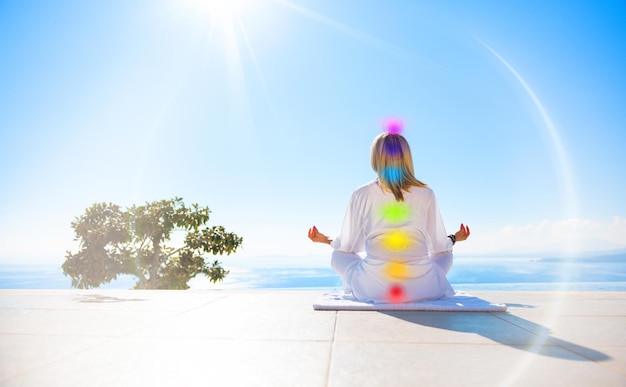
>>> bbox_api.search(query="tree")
[62,198,243,289]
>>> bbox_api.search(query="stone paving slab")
[0,290,624,386]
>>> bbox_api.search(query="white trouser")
[331,250,453,281]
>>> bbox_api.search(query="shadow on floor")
[380,310,611,362]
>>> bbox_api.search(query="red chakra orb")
[387,284,406,303]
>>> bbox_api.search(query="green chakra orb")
[380,201,410,224]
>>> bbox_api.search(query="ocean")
[1,254,625,291]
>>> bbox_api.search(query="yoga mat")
[313,290,507,312]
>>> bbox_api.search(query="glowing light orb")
[387,284,406,303]
[384,117,403,135]
[381,166,402,184]
[381,201,410,224]
[382,229,411,252]
[384,259,411,280]
[384,140,403,157]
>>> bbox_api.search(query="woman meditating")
[308,128,470,303]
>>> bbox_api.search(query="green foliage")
[62,198,243,289]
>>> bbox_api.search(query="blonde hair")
[370,132,426,201]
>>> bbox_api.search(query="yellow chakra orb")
[384,259,411,280]
[382,230,411,252]
[380,201,410,224]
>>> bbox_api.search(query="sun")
[184,0,258,25]
[179,0,263,52]
[210,0,255,15]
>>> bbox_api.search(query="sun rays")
[175,0,582,260]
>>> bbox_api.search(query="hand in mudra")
[308,225,332,245]
[454,223,471,242]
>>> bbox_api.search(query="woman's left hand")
[454,223,471,242]
[308,225,332,245]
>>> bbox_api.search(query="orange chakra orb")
[384,259,411,280]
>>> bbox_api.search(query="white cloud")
[460,216,626,256]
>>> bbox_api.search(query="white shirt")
[331,180,455,303]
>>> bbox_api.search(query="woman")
[308,131,470,303]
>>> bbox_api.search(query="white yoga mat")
[313,290,507,312]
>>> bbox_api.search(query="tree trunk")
[147,238,162,289]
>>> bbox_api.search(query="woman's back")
[333,180,455,303]
[308,127,469,303]
[364,182,435,261]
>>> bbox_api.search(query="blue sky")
[1,0,625,265]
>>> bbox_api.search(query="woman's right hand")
[454,223,471,242]
[308,225,332,245]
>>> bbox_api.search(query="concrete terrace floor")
[0,290,624,387]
